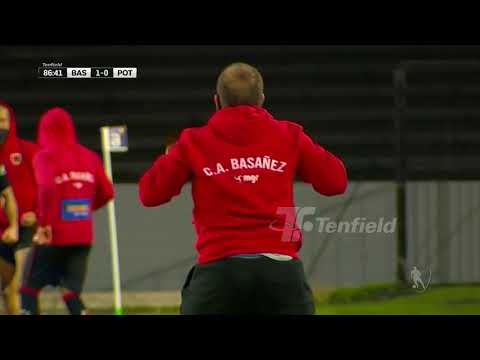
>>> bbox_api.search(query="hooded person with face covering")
[0,101,39,315]
[20,107,114,315]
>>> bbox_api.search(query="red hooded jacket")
[139,105,348,264]
[0,101,38,235]
[34,107,114,246]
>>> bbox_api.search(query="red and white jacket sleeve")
[296,131,348,196]
[139,131,192,207]
[32,152,57,227]
[92,154,114,211]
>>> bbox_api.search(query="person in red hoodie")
[20,107,114,315]
[139,63,348,315]
[0,102,39,315]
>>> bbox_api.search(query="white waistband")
[261,253,293,261]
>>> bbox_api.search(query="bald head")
[216,63,264,108]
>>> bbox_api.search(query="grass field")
[315,284,480,315]
[90,283,480,315]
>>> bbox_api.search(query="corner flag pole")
[100,126,126,315]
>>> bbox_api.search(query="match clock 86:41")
[38,67,66,78]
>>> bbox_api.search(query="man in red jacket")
[0,102,38,315]
[139,63,348,315]
[20,107,114,315]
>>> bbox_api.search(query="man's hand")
[33,225,52,245]
[2,225,18,244]
[164,131,179,155]
[21,211,37,227]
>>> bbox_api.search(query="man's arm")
[32,152,56,227]
[20,139,39,226]
[139,131,192,207]
[32,152,57,245]
[296,131,348,196]
[92,154,114,211]
[1,186,18,244]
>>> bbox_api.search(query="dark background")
[2,45,480,182]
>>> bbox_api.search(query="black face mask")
[0,129,8,144]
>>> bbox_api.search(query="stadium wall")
[86,181,480,291]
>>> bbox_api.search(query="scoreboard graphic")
[38,67,137,79]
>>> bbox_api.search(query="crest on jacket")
[10,152,22,166]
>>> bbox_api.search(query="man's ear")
[214,94,221,110]
[260,93,265,106]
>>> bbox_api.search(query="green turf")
[92,305,180,315]
[89,284,480,315]
[317,284,480,315]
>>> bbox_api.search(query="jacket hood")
[208,105,274,146]
[37,107,77,147]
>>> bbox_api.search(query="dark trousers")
[22,244,91,292]
[20,244,91,315]
[180,256,315,315]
